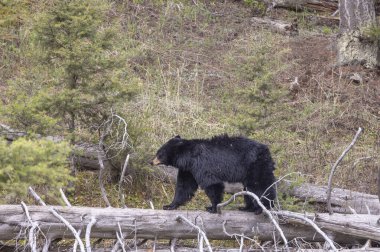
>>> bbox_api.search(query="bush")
[0,138,74,203]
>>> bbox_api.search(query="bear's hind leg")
[164,170,198,210]
[204,183,224,213]
[239,184,263,214]
[240,184,276,215]
[239,186,257,212]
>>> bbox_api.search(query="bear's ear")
[174,135,181,139]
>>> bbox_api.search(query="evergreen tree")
[3,0,138,141]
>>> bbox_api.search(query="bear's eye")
[157,152,165,160]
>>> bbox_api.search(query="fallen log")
[272,0,338,13]
[250,17,298,36]
[21,248,380,252]
[0,205,378,244]
[281,181,380,215]
[4,246,380,252]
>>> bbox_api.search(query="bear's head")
[151,135,183,166]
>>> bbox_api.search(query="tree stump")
[337,0,379,68]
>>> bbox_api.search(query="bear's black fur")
[151,134,276,214]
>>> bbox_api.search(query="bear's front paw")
[163,204,178,210]
[238,206,263,215]
[253,208,263,215]
[205,206,217,213]
[238,206,251,212]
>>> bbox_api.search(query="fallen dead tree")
[0,204,379,244]
[271,0,338,13]
[250,17,298,36]
[282,181,380,215]
[13,248,380,252]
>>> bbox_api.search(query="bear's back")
[183,135,266,185]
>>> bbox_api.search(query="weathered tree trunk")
[5,247,380,252]
[272,0,338,13]
[337,0,379,67]
[27,248,380,252]
[0,205,378,244]
[251,17,298,36]
[281,181,380,215]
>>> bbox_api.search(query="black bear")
[151,134,276,214]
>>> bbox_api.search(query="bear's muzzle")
[151,157,162,166]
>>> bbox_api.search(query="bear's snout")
[151,156,161,166]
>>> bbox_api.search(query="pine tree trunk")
[337,0,379,67]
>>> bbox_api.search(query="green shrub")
[0,138,74,203]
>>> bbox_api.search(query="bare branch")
[42,236,51,252]
[217,191,289,251]
[97,112,132,208]
[119,154,130,208]
[362,239,372,250]
[112,113,131,150]
[239,236,244,252]
[222,220,264,251]
[199,234,204,252]
[170,238,177,252]
[28,187,86,252]
[153,236,157,252]
[117,222,127,252]
[176,215,213,252]
[332,9,339,16]
[327,127,363,215]
[97,139,111,207]
[28,186,47,206]
[115,231,126,252]
[50,207,86,252]
[262,172,301,207]
[278,211,338,251]
[60,188,72,207]
[73,228,83,252]
[99,111,132,159]
[149,201,155,210]
[21,202,38,252]
[111,239,120,252]
[85,217,97,252]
